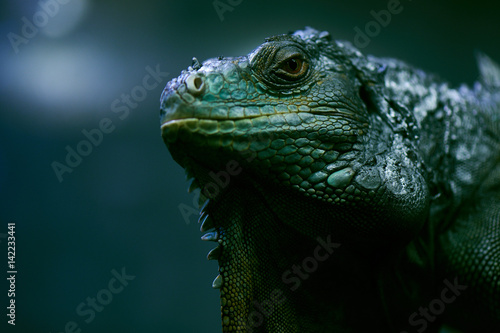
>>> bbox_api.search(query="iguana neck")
[204,178,427,332]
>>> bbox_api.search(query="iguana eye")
[275,55,309,80]
[283,58,303,74]
[251,43,312,88]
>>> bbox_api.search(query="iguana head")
[161,27,428,245]
[160,27,431,332]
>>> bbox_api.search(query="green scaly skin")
[160,28,500,332]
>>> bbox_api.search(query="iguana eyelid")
[273,60,309,80]
[271,51,310,81]
[274,53,306,67]
[272,47,306,65]
[273,52,305,64]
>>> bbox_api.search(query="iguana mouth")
[161,110,366,146]
[160,85,366,129]
[161,114,269,129]
[160,116,266,145]
[161,105,362,125]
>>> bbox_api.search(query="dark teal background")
[1,0,499,332]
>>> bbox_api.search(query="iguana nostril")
[186,74,205,95]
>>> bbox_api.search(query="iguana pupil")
[284,58,300,73]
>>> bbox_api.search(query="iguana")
[159,27,500,332]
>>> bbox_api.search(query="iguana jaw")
[161,107,428,246]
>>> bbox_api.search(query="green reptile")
[159,27,500,332]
